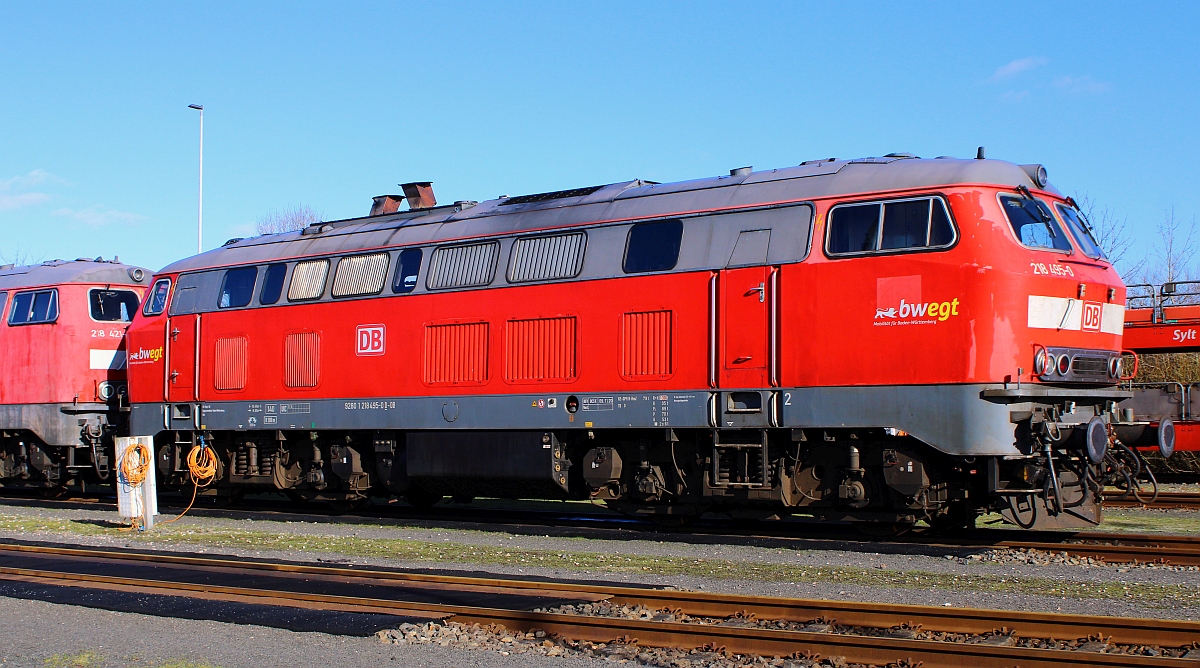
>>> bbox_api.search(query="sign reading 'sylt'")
[874,275,961,327]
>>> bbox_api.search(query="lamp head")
[188,104,203,110]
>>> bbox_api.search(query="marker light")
[1033,348,1049,376]
[1057,354,1072,376]
[1109,356,1122,378]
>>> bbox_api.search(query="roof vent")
[401,182,437,210]
[370,195,405,216]
[500,185,605,206]
[730,166,752,177]
[223,238,244,246]
[883,153,918,159]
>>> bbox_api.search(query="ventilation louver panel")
[427,242,499,290]
[507,232,587,283]
[214,336,247,391]
[423,322,489,384]
[620,310,673,380]
[332,252,389,297]
[288,260,329,301]
[499,185,605,206]
[505,316,576,383]
[285,331,321,388]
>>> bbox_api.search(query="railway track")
[2,494,1199,566]
[1105,490,1200,510]
[0,541,1196,667]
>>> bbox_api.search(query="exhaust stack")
[401,181,437,210]
[369,195,405,216]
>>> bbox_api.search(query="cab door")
[166,314,199,402]
[719,265,773,389]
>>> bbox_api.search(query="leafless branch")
[255,204,322,236]
[1073,192,1143,279]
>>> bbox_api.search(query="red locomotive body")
[127,156,1125,529]
[0,259,150,490]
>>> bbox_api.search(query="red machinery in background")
[1121,281,1200,454]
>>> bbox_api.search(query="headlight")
[1034,348,1049,376]
[1057,354,1072,376]
[1109,357,1122,378]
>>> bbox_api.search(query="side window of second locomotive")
[8,289,58,325]
[89,289,140,322]
[624,219,684,273]
[218,266,258,308]
[0,292,7,322]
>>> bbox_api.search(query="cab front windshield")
[1000,195,1074,252]
[1056,204,1106,260]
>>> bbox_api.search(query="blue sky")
[1,2,1196,274]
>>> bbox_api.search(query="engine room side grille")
[507,232,587,283]
[427,242,499,290]
[620,310,674,380]
[214,336,247,391]
[424,321,490,385]
[288,259,329,301]
[332,252,389,297]
[284,331,321,388]
[1071,355,1108,376]
[505,316,576,383]
[499,185,605,206]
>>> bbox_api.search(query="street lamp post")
[188,104,204,254]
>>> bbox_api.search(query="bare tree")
[255,204,322,235]
[1073,192,1144,279]
[0,248,40,267]
[1145,207,1198,286]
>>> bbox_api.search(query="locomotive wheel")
[405,486,444,509]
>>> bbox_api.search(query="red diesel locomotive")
[126,154,1128,530]
[0,258,150,491]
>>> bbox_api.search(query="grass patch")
[44,651,103,668]
[1,512,1196,608]
[1094,508,1200,534]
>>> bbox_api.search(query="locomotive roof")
[0,258,151,291]
[161,156,1061,274]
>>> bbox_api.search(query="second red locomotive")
[0,258,149,491]
[125,154,1127,530]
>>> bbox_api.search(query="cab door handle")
[746,283,765,303]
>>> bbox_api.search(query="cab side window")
[143,279,171,316]
[1000,195,1073,252]
[827,197,956,256]
[9,289,58,325]
[89,289,140,322]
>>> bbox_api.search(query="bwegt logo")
[127,346,164,364]
[874,275,961,326]
[875,298,961,322]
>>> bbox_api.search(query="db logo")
[356,324,385,356]
[1081,302,1102,332]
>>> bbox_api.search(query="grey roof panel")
[0,259,151,291]
[157,157,1059,275]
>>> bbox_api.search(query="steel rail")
[0,563,1195,668]
[1105,491,1200,510]
[0,542,1197,648]
[3,496,1199,563]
